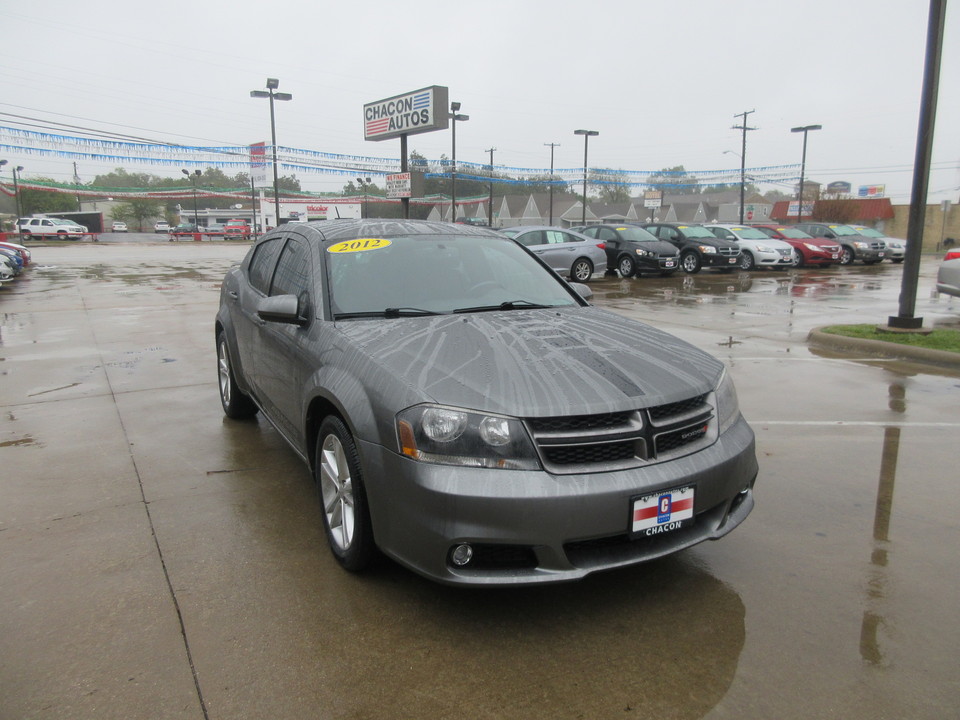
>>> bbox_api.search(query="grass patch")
[821,324,960,353]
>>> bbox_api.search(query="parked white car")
[17,216,87,240]
[154,221,171,233]
[704,224,796,270]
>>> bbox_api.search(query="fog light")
[451,543,474,566]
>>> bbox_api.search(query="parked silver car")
[936,258,960,298]
[215,220,758,585]
[704,224,795,270]
[500,226,607,282]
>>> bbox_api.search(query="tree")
[646,166,701,195]
[811,197,861,223]
[111,198,163,231]
[18,178,78,215]
[591,169,632,203]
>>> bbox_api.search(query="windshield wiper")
[333,307,443,320]
[453,300,554,314]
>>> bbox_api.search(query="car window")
[617,226,660,243]
[679,226,717,239]
[545,230,572,244]
[248,237,284,295]
[597,227,618,242]
[580,227,599,239]
[326,234,578,317]
[270,238,311,298]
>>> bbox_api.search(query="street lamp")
[791,124,822,223]
[449,101,469,222]
[251,78,293,227]
[2,160,25,218]
[356,177,372,218]
[574,129,599,225]
[545,143,560,225]
[181,169,201,227]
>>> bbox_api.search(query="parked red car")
[750,224,842,268]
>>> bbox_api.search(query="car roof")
[298,219,506,243]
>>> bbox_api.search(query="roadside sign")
[386,173,412,199]
[363,86,449,142]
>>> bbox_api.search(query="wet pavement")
[2,243,959,719]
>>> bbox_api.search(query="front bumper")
[359,416,758,585]
[702,253,741,269]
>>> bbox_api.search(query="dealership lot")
[2,243,959,719]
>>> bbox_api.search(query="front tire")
[316,417,375,572]
[680,252,701,274]
[217,332,258,419]
[738,252,755,271]
[617,255,637,278]
[794,251,805,268]
[839,246,855,265]
[570,258,593,282]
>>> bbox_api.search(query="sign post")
[364,86,449,218]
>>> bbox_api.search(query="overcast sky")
[1,0,958,203]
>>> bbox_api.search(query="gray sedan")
[500,226,607,282]
[215,219,758,585]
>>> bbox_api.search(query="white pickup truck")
[17,216,88,239]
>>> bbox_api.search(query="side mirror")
[569,282,593,301]
[257,294,306,325]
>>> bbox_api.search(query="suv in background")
[643,223,741,274]
[750,225,842,268]
[850,226,905,263]
[704,224,795,271]
[223,220,251,240]
[17,217,87,240]
[578,224,679,277]
[794,223,885,266]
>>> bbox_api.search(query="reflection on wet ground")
[2,246,959,719]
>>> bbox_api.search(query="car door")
[596,227,621,265]
[254,234,315,446]
[538,230,578,274]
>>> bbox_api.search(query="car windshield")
[829,225,860,236]
[678,226,717,239]
[728,227,769,239]
[617,226,660,242]
[775,227,813,239]
[326,234,580,318]
[854,227,884,238]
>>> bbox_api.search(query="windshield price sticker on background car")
[327,238,392,254]
[631,486,694,537]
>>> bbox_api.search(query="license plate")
[878,252,885,257]
[665,261,675,268]
[631,486,694,537]
[728,257,737,264]
[831,253,839,259]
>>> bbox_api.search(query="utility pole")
[731,110,757,224]
[545,142,560,225]
[485,147,496,227]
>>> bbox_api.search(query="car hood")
[335,306,722,417]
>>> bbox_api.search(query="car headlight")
[715,370,741,435]
[698,245,718,254]
[889,242,903,250]
[853,241,869,249]
[755,244,774,253]
[634,248,651,257]
[397,405,541,470]
[803,243,820,252]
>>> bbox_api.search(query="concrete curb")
[808,326,960,369]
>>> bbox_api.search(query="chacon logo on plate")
[327,238,392,254]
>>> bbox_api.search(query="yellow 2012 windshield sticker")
[327,238,392,254]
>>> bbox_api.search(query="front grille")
[718,247,739,257]
[870,241,885,250]
[525,393,715,474]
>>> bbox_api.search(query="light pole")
[485,147,496,226]
[181,169,201,227]
[574,130,598,225]
[449,101,469,222]
[251,78,293,227]
[12,163,24,218]
[545,142,559,225]
[791,124,822,223]
[732,110,756,224]
[356,177,371,218]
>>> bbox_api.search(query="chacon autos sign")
[363,86,449,142]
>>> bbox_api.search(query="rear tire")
[316,417,375,572]
[217,331,258,419]
[570,258,593,282]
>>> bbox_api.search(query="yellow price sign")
[327,238,392,254]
